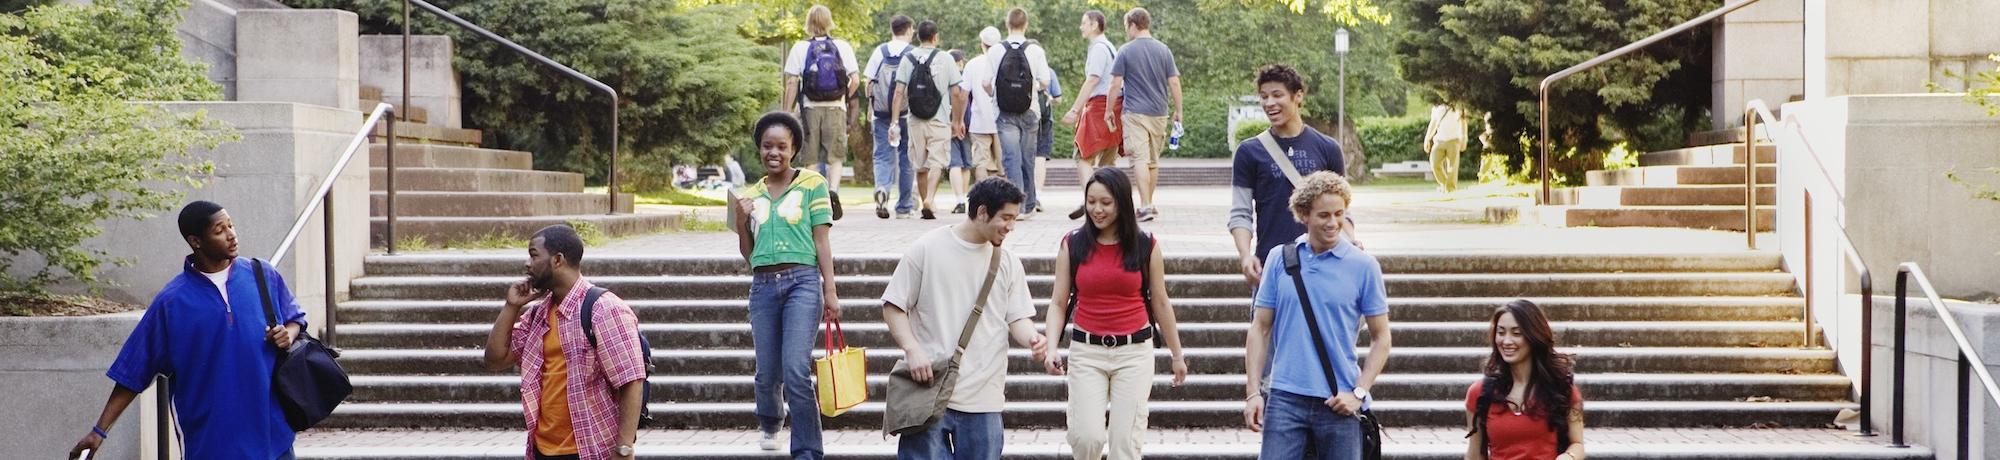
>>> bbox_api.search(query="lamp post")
[1335,27,1349,148]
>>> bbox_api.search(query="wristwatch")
[615,444,634,457]
[1352,387,1373,403]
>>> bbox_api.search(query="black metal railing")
[1891,263,2000,459]
[395,0,621,249]
[1537,0,1764,204]
[153,103,396,459]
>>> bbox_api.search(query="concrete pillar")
[1807,0,2000,99]
[234,10,359,111]
[359,35,464,128]
[1712,0,1803,127]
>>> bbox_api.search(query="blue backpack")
[802,38,849,102]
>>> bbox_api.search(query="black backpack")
[996,41,1034,114]
[906,49,944,120]
[1061,230,1160,346]
[801,38,849,102]
[580,286,656,426]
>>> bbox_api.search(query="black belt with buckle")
[1071,326,1154,347]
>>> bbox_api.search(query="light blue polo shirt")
[1254,235,1389,400]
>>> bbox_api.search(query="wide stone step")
[1638,143,1776,167]
[1587,165,1776,187]
[293,427,1931,460]
[334,347,1839,376]
[1559,206,1777,232]
[1549,185,1777,206]
[368,144,527,170]
[370,122,482,146]
[320,400,1857,429]
[333,321,1811,349]
[345,373,1853,404]
[369,168,585,193]
[346,273,1798,301]
[368,191,635,217]
[337,296,1804,324]
[356,252,1785,277]
[369,214,681,247]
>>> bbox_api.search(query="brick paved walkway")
[406,181,1778,257]
[297,426,1906,457]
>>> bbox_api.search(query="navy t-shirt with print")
[1231,125,1345,261]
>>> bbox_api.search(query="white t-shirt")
[202,267,230,306]
[960,54,1000,134]
[784,37,862,108]
[880,225,1034,413]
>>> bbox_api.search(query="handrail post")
[385,110,398,255]
[321,193,338,348]
[1859,268,1875,436]
[1537,85,1552,204]
[609,101,619,215]
[1745,106,1760,248]
[1959,352,1972,460]
[1802,191,1814,348]
[1892,267,1909,448]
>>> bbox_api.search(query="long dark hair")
[1075,168,1145,271]
[1472,299,1578,451]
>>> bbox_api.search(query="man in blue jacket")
[70,200,307,460]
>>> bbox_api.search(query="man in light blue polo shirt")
[1241,172,1391,460]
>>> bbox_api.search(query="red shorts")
[1075,96,1123,159]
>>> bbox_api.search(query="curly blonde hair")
[1289,171,1354,222]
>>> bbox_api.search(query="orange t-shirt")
[534,310,578,455]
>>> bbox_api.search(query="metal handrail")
[1744,99,1877,436]
[156,103,395,460]
[1893,263,2000,458]
[1537,0,1764,204]
[400,0,621,218]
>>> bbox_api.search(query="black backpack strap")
[580,286,608,349]
[1282,242,1343,393]
[252,258,277,330]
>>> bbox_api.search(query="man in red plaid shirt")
[483,225,648,460]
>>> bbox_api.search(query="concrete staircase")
[1534,129,1776,232]
[1044,159,1234,188]
[365,122,679,247]
[300,251,1924,459]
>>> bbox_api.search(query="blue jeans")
[1036,111,1055,158]
[950,137,971,169]
[997,112,1040,210]
[1259,389,1362,460]
[897,409,1003,460]
[872,115,917,214]
[749,265,826,460]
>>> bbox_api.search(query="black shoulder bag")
[253,259,353,432]
[1281,243,1384,460]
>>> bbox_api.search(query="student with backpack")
[1040,169,1188,460]
[483,224,650,460]
[946,48,975,214]
[960,27,1005,184]
[1062,10,1122,220]
[731,112,844,459]
[890,20,967,220]
[782,5,860,220]
[1242,172,1393,460]
[865,15,918,220]
[982,7,1055,219]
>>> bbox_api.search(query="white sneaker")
[759,431,780,451]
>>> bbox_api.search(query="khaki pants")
[1065,340,1154,460]
[1430,138,1465,192]
[968,133,1002,174]
[802,106,849,165]
[907,117,953,171]
[1120,113,1171,169]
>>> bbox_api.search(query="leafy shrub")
[1355,115,1427,171]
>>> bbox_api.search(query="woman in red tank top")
[1466,299,1587,460]
[1039,168,1187,460]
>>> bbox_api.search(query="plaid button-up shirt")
[510,279,647,460]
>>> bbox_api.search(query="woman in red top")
[1040,168,1187,460]
[1466,299,1586,460]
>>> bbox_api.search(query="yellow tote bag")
[816,316,868,417]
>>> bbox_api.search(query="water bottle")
[1169,121,1184,150]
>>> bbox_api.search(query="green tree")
[284,0,782,189]
[1,0,235,292]
[1384,0,1715,179]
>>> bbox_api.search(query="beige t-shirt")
[880,225,1034,413]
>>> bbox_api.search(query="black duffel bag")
[254,259,353,432]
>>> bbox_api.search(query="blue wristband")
[91,426,109,439]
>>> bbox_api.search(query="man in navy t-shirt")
[71,201,306,460]
[1228,64,1354,288]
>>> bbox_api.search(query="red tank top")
[1072,241,1149,335]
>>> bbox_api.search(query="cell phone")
[78,448,92,459]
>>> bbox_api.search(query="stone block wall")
[359,35,464,128]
